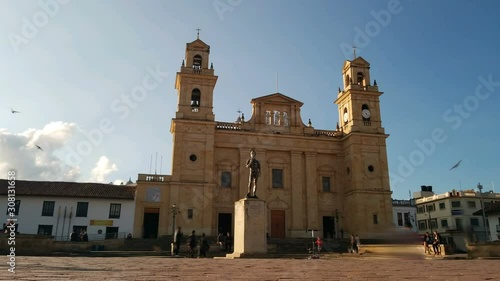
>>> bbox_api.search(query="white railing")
[314,130,340,137]
[216,122,241,130]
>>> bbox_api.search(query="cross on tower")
[196,28,201,39]
[353,45,357,59]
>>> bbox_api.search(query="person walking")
[224,232,233,253]
[350,234,356,253]
[173,227,183,256]
[187,230,197,258]
[315,236,323,253]
[354,234,360,253]
[198,233,210,258]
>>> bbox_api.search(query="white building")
[414,185,500,252]
[392,199,417,232]
[1,179,136,241]
[474,201,500,241]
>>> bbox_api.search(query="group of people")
[423,230,442,255]
[217,232,233,253]
[350,234,360,253]
[70,229,89,241]
[173,227,211,258]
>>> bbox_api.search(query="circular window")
[189,154,197,161]
[368,165,374,172]
[97,229,102,234]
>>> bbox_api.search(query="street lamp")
[477,183,489,241]
[426,205,433,233]
[334,209,342,238]
[171,204,179,235]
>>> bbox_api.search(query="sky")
[1,0,499,200]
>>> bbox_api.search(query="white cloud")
[89,156,118,183]
[113,179,126,185]
[0,122,81,181]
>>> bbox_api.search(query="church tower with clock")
[334,56,393,235]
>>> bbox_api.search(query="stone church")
[132,37,393,239]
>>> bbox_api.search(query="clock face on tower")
[362,109,371,119]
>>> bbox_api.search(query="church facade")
[132,37,393,239]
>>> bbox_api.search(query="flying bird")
[11,108,20,113]
[35,145,43,151]
[450,160,462,170]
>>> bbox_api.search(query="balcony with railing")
[180,67,214,76]
[314,129,341,138]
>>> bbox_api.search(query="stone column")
[305,152,319,230]
[290,151,305,237]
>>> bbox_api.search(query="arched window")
[193,55,202,69]
[357,72,364,85]
[345,74,350,86]
[283,112,289,127]
[191,89,201,112]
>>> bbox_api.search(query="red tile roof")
[0,179,136,200]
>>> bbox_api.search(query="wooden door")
[271,210,285,238]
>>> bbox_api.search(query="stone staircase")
[88,236,352,258]
[267,237,351,254]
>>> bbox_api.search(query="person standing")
[350,234,356,253]
[198,233,210,258]
[315,236,323,253]
[354,234,360,253]
[173,227,183,256]
[224,232,233,253]
[187,230,197,258]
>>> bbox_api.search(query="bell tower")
[174,33,218,121]
[335,56,393,236]
[335,56,384,135]
[170,34,218,183]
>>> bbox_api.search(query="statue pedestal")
[226,198,267,258]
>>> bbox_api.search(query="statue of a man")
[245,149,261,198]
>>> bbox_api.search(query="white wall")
[487,214,499,241]
[392,205,418,232]
[1,196,135,241]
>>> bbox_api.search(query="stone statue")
[245,149,261,198]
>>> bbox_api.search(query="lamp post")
[334,209,342,238]
[171,204,179,235]
[426,205,433,233]
[477,183,489,241]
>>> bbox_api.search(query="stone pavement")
[1,255,499,281]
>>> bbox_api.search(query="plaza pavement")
[1,254,499,280]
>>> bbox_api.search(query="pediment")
[343,56,370,70]
[251,93,303,107]
[187,39,210,50]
